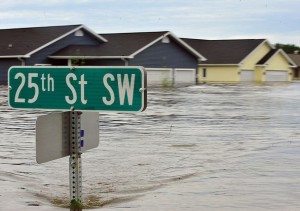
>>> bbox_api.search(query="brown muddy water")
[0,83,300,211]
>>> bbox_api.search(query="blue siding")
[0,59,21,84]
[128,37,198,69]
[26,29,102,65]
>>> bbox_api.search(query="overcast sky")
[0,0,299,45]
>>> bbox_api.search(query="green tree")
[275,43,300,54]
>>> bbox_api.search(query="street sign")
[36,111,99,164]
[8,66,147,112]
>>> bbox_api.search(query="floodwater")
[0,83,300,211]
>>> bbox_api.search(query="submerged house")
[288,53,300,80]
[0,24,296,85]
[0,24,107,84]
[52,31,206,86]
[0,24,206,86]
[182,38,296,83]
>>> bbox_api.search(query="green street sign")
[8,66,147,112]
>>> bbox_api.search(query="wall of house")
[240,42,271,70]
[198,66,240,83]
[267,53,293,70]
[254,66,264,82]
[26,29,102,65]
[128,37,198,69]
[0,59,22,84]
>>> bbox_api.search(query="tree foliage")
[275,43,300,54]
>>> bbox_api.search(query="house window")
[202,68,207,78]
[75,29,84,37]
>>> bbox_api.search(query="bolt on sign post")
[8,66,147,211]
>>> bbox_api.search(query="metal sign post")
[69,111,83,211]
[8,65,147,210]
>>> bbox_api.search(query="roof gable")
[51,31,206,60]
[101,31,205,60]
[182,38,266,65]
[257,49,297,67]
[0,24,107,58]
[101,31,169,57]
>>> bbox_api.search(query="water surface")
[0,83,300,210]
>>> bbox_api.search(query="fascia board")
[198,64,240,66]
[49,55,130,59]
[129,32,170,58]
[0,55,29,58]
[168,31,207,61]
[81,25,108,42]
[129,31,207,61]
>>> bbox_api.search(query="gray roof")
[0,25,81,57]
[288,54,300,67]
[181,38,266,65]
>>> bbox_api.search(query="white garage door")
[265,70,288,82]
[174,68,196,85]
[145,68,173,86]
[240,70,255,81]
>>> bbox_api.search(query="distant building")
[52,31,206,86]
[0,24,297,85]
[0,25,206,86]
[288,53,300,80]
[182,38,297,83]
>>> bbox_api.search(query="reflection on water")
[0,83,300,210]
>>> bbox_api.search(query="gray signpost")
[8,66,147,211]
[69,111,83,209]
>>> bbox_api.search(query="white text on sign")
[13,72,136,106]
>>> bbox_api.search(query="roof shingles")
[182,38,266,65]
[0,25,81,56]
